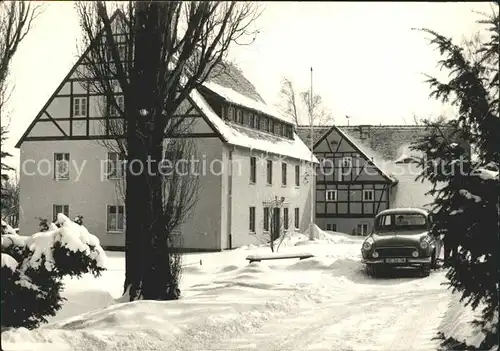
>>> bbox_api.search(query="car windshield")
[375,213,428,234]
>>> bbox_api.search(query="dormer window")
[359,125,370,140]
[276,123,282,136]
[243,110,250,126]
[221,102,295,140]
[263,117,269,131]
[237,109,243,124]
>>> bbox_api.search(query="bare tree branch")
[0,1,43,123]
[0,1,41,201]
[278,78,300,126]
[257,196,293,252]
[301,90,333,126]
[277,76,334,126]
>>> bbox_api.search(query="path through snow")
[177,268,450,351]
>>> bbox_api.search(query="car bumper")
[362,257,432,265]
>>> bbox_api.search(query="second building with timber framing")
[297,124,469,235]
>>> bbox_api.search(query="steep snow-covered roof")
[296,125,331,147]
[334,126,398,183]
[202,63,293,124]
[205,62,266,104]
[337,125,433,161]
[203,81,288,122]
[190,90,317,162]
[297,124,470,161]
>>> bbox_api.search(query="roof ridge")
[296,124,429,128]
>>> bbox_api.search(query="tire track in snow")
[210,273,450,351]
[385,290,450,351]
[211,289,402,350]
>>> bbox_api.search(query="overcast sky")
[2,1,495,166]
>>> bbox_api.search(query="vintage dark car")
[361,208,438,277]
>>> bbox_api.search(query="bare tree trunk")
[124,2,176,300]
[123,0,152,299]
[123,134,146,298]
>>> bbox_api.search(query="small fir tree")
[412,9,499,350]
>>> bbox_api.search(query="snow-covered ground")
[1,229,484,351]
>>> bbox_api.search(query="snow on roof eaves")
[334,127,398,183]
[190,89,317,163]
[202,81,293,124]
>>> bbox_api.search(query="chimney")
[358,125,371,140]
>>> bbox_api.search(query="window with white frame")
[52,204,69,222]
[249,207,256,233]
[295,165,300,186]
[249,112,255,128]
[242,110,249,126]
[281,162,287,186]
[109,95,124,116]
[250,157,256,184]
[326,223,338,231]
[363,189,374,201]
[294,207,300,229]
[107,152,125,179]
[263,207,270,232]
[283,207,289,230]
[266,160,273,185]
[237,109,243,124]
[357,223,369,235]
[73,97,87,117]
[54,153,70,180]
[107,205,124,232]
[342,156,352,168]
[326,189,337,201]
[228,106,234,121]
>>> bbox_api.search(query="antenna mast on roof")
[309,67,315,241]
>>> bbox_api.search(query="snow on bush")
[0,214,107,329]
[1,219,17,235]
[1,253,18,271]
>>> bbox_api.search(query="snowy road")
[189,269,450,351]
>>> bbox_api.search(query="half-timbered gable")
[15,11,219,147]
[300,125,395,234]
